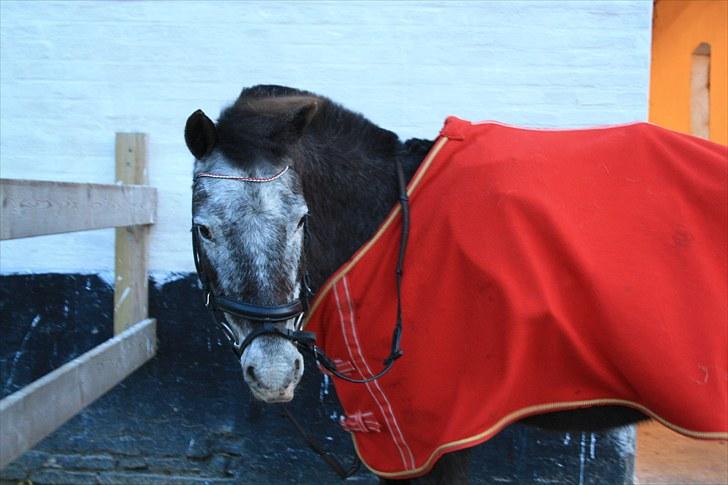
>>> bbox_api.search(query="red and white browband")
[195,165,290,182]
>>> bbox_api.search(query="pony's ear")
[264,97,319,144]
[289,100,318,136]
[185,109,217,159]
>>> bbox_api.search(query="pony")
[185,85,726,483]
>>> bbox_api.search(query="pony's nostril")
[294,358,301,372]
[246,365,257,382]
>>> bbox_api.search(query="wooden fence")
[0,134,158,468]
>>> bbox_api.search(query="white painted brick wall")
[0,0,653,274]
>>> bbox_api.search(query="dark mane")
[215,84,402,166]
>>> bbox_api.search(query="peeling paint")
[151,271,190,290]
[97,271,115,288]
[320,373,331,401]
[4,314,41,390]
[612,426,637,458]
[578,432,586,485]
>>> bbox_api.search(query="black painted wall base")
[0,274,635,484]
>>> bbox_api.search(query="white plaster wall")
[0,0,653,274]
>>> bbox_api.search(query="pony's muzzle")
[241,336,304,402]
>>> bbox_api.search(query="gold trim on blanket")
[354,398,728,479]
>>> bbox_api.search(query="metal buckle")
[293,312,304,331]
[218,319,238,346]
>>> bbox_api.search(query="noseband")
[192,163,409,384]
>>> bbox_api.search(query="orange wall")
[649,0,728,144]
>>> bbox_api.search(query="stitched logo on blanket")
[305,117,728,479]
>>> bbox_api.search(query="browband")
[195,165,290,182]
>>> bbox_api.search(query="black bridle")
[191,220,316,358]
[192,162,409,384]
[192,161,410,479]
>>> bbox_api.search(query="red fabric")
[305,117,728,479]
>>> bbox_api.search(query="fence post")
[114,133,150,334]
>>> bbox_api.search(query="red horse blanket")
[305,117,728,479]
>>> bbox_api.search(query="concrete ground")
[635,421,727,485]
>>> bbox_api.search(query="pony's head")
[185,87,318,402]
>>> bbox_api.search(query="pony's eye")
[198,225,213,241]
[297,214,308,229]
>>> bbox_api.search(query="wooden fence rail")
[0,179,156,240]
[0,319,157,468]
[0,133,157,469]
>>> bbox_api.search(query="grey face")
[192,151,308,402]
